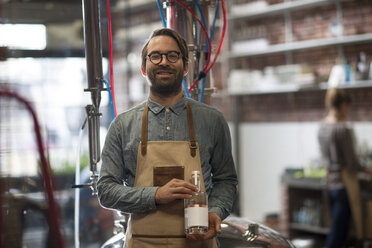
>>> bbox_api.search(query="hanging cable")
[205,0,226,73]
[193,0,209,103]
[102,79,116,120]
[157,0,167,27]
[188,0,226,93]
[193,0,208,39]
[0,90,65,248]
[173,0,211,96]
[106,0,117,117]
[210,0,220,42]
[73,117,87,248]
[174,0,211,71]
[183,79,191,98]
[201,0,219,103]
[170,0,175,29]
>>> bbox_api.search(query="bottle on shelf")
[184,170,208,235]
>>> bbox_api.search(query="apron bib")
[124,102,217,248]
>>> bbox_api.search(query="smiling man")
[97,28,238,248]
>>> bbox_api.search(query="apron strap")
[141,104,149,156]
[322,171,331,227]
[141,101,197,157]
[186,102,197,157]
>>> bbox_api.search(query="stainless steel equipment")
[100,215,295,248]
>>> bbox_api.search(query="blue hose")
[102,78,116,120]
[183,79,191,98]
[157,0,167,27]
[210,0,220,41]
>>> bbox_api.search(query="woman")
[318,88,372,248]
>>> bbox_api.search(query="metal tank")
[101,215,295,248]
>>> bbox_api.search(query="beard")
[147,65,184,98]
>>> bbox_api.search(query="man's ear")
[141,66,147,76]
[183,62,189,76]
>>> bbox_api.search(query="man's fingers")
[214,218,221,234]
[186,234,198,240]
[170,179,198,191]
[202,229,215,240]
[172,186,197,195]
[155,178,199,204]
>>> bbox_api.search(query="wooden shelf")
[229,33,372,58]
[227,80,372,96]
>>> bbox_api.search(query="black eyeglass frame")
[147,51,182,65]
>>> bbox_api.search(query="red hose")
[0,90,64,248]
[171,0,175,29]
[175,0,211,73]
[188,0,227,93]
[206,0,226,73]
[106,0,117,117]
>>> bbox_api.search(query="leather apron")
[341,168,363,239]
[124,102,218,248]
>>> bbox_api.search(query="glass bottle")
[184,170,208,234]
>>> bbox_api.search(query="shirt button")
[166,126,171,131]
[166,108,170,112]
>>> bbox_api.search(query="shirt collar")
[147,97,187,115]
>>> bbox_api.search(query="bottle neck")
[192,172,201,191]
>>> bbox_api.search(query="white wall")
[231,122,372,222]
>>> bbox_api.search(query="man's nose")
[158,54,170,65]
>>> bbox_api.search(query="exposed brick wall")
[211,0,372,123]
[342,0,372,35]
[292,5,337,42]
[234,16,286,44]
[292,47,338,83]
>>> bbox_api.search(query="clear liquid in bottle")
[184,171,208,234]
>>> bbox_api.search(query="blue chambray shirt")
[97,97,238,220]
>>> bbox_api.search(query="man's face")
[141,35,188,97]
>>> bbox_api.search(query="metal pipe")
[81,0,103,194]
[185,7,196,96]
[82,0,103,109]
[85,105,100,194]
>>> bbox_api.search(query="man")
[97,28,238,248]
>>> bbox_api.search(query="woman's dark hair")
[325,87,351,110]
[141,28,189,69]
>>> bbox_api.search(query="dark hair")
[325,88,351,110]
[141,28,189,69]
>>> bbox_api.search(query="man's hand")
[186,212,221,240]
[155,178,198,204]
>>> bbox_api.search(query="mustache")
[154,67,177,73]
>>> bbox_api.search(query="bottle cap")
[191,170,200,177]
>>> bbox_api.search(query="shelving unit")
[280,172,329,244]
[229,33,372,58]
[281,171,372,246]
[227,0,372,95]
[289,223,329,235]
[227,80,372,95]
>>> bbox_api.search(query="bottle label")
[185,206,208,228]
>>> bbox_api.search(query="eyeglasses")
[147,51,181,65]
